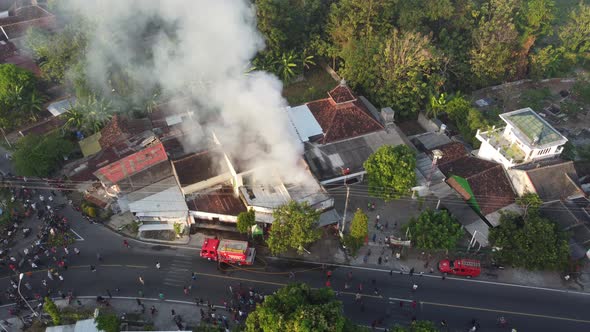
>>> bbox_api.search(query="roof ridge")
[353,100,385,130]
[175,149,211,163]
[465,163,502,180]
[321,102,341,144]
[527,160,573,172]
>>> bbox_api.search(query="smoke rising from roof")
[67,0,310,185]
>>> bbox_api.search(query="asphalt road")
[0,189,589,331]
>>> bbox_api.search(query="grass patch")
[282,66,337,106]
[554,0,589,25]
[519,87,552,111]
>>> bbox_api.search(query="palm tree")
[299,49,316,76]
[276,50,298,83]
[64,95,113,134]
[426,93,447,119]
[63,107,84,131]
[145,92,160,114]
[20,91,46,122]
[250,53,278,73]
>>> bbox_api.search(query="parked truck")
[200,238,256,265]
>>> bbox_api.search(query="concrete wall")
[181,173,232,196]
[417,112,440,132]
[506,168,535,196]
[190,210,237,223]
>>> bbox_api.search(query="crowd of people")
[0,185,78,321]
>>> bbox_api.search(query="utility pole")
[0,127,11,148]
[340,184,350,239]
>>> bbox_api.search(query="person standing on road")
[412,284,418,292]
[150,305,157,316]
[156,262,161,269]
[123,240,130,248]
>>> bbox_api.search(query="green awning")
[251,224,263,236]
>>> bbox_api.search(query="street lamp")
[18,273,39,318]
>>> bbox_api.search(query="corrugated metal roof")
[47,97,76,116]
[286,104,323,143]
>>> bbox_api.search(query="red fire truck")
[200,238,256,265]
[438,258,481,278]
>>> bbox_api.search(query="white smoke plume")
[65,0,311,185]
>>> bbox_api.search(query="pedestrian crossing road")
[163,255,192,287]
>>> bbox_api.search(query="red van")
[438,258,481,278]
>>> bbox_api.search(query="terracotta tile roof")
[524,160,584,201]
[306,97,383,144]
[441,156,515,215]
[173,149,229,186]
[434,142,469,166]
[18,115,66,137]
[3,54,41,76]
[0,5,56,39]
[94,141,168,184]
[99,115,151,149]
[99,115,131,148]
[0,40,16,61]
[187,186,247,216]
[328,84,356,104]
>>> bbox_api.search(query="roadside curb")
[264,256,590,296]
[100,222,198,250]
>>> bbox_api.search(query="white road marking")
[266,257,590,297]
[70,229,84,241]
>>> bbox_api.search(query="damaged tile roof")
[173,149,229,187]
[518,160,584,201]
[0,5,56,39]
[328,83,356,104]
[439,155,515,215]
[434,142,469,167]
[94,141,168,185]
[187,186,247,216]
[306,88,383,144]
[99,115,152,149]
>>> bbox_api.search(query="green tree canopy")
[267,201,321,255]
[246,283,359,332]
[442,95,489,147]
[364,145,416,201]
[405,209,464,250]
[255,0,328,54]
[515,192,543,218]
[13,133,75,177]
[559,1,590,55]
[392,320,438,332]
[237,209,256,234]
[489,212,569,270]
[25,24,88,84]
[346,208,368,255]
[0,64,37,107]
[339,29,443,117]
[43,297,61,325]
[469,0,519,85]
[0,64,40,129]
[94,313,121,332]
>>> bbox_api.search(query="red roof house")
[306,82,383,144]
[94,141,168,185]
